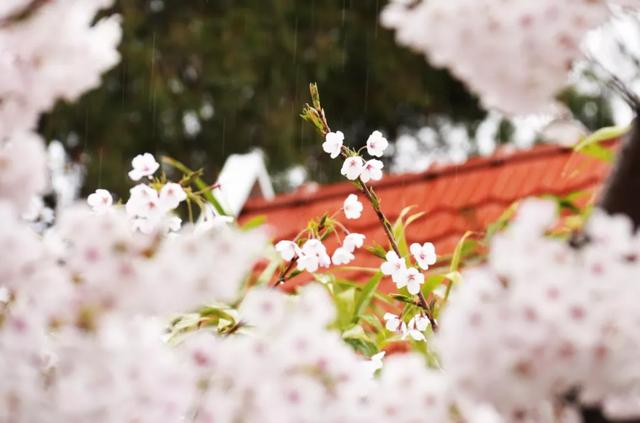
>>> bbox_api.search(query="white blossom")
[343,233,365,253]
[360,159,384,183]
[343,194,363,220]
[341,156,364,181]
[331,247,355,265]
[87,189,113,213]
[404,267,425,295]
[380,251,408,287]
[366,130,389,157]
[410,242,437,270]
[158,182,187,210]
[322,131,344,159]
[275,240,299,261]
[128,153,160,181]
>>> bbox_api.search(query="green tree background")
[39,0,612,196]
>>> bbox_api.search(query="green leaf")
[342,324,378,356]
[334,287,356,330]
[422,274,447,297]
[450,231,473,272]
[240,215,266,231]
[367,243,387,260]
[353,272,383,322]
[573,125,627,163]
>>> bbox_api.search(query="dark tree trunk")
[580,406,640,423]
[585,116,640,422]
[599,117,640,228]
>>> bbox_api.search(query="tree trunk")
[599,117,640,228]
[588,117,640,421]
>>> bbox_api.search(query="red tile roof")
[240,142,616,286]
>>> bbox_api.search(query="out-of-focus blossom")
[87,189,113,213]
[343,194,364,220]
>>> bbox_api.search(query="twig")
[304,85,438,329]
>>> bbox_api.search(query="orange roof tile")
[240,141,616,285]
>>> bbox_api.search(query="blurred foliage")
[39,1,613,196]
[39,0,484,195]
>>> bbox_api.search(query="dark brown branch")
[599,117,640,228]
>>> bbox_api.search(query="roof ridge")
[243,143,577,213]
[269,179,603,241]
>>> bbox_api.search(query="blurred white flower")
[343,194,363,220]
[275,240,299,261]
[331,247,355,265]
[343,233,365,252]
[87,189,113,213]
[158,182,187,210]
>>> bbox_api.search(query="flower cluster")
[87,153,189,234]
[436,199,640,420]
[0,0,121,141]
[381,242,436,295]
[322,129,388,182]
[381,0,640,114]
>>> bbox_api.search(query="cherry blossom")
[383,312,402,332]
[0,0,122,140]
[297,239,331,273]
[341,156,364,181]
[322,131,344,159]
[364,351,386,377]
[381,0,634,114]
[402,314,429,341]
[275,240,299,261]
[128,153,160,181]
[331,247,355,265]
[87,189,113,213]
[410,242,437,270]
[404,267,425,295]
[0,132,47,212]
[158,182,187,210]
[343,194,364,220]
[360,159,384,183]
[380,251,408,287]
[343,233,365,252]
[366,130,389,157]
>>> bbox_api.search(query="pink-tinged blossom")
[128,153,159,181]
[410,242,437,270]
[297,239,331,273]
[158,182,187,210]
[360,159,383,183]
[0,132,47,212]
[340,156,364,181]
[322,131,344,159]
[87,189,113,213]
[404,267,425,295]
[381,0,633,114]
[366,130,389,157]
[343,194,363,220]
[380,251,408,287]
[0,0,122,140]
